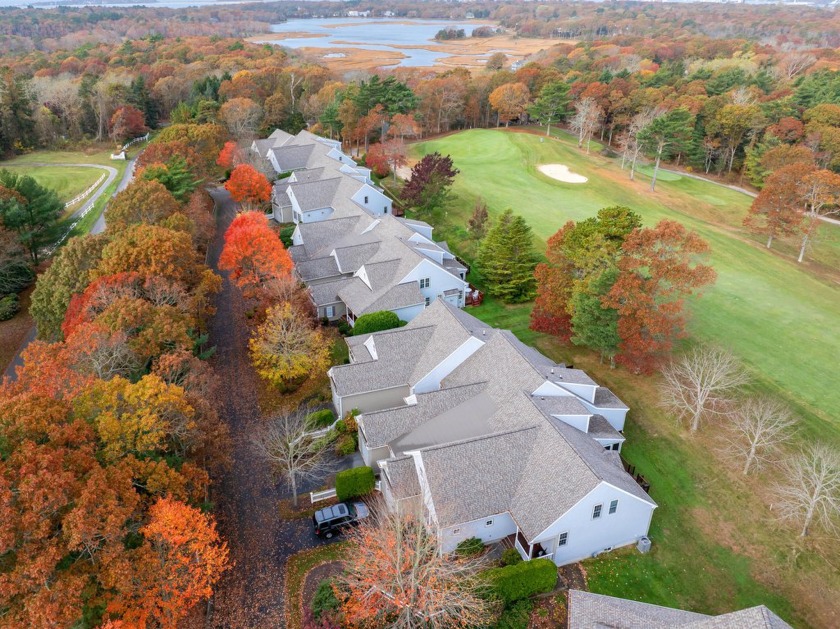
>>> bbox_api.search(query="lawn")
[0,164,104,208]
[410,129,840,627]
[412,129,840,445]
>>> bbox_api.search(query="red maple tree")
[218,211,293,296]
[224,164,272,211]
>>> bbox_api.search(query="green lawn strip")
[284,542,350,629]
[67,175,120,239]
[411,130,840,444]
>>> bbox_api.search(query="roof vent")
[482,330,485,336]
[550,368,554,374]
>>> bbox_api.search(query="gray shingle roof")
[296,256,341,282]
[334,243,381,273]
[294,217,364,259]
[288,177,342,212]
[594,387,629,409]
[587,414,624,440]
[531,394,591,416]
[309,278,351,307]
[361,382,488,449]
[329,325,436,396]
[270,143,316,171]
[567,590,792,629]
[383,456,421,501]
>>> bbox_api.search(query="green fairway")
[0,164,104,206]
[413,129,840,445]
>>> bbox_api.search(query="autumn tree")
[137,140,204,178]
[365,142,391,178]
[659,346,749,432]
[216,140,242,171]
[106,497,229,628]
[251,405,333,506]
[620,108,660,181]
[570,97,603,153]
[141,155,200,202]
[468,198,489,238]
[604,220,716,374]
[155,123,228,174]
[338,502,491,629]
[30,233,108,340]
[0,170,64,264]
[249,301,331,390]
[219,96,262,140]
[744,163,811,249]
[529,80,571,136]
[797,169,840,263]
[224,163,272,211]
[774,443,840,537]
[219,211,293,295]
[381,138,408,182]
[726,397,796,475]
[105,178,181,230]
[477,209,538,303]
[109,105,147,143]
[489,82,531,127]
[401,152,459,215]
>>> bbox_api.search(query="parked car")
[312,501,370,538]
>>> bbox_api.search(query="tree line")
[0,123,232,628]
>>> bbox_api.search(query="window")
[425,297,431,307]
[592,504,602,519]
[609,500,618,515]
[558,532,568,547]
[485,519,494,527]
[325,305,335,318]
[384,206,389,214]
[611,443,620,451]
[364,195,369,204]
[419,277,430,289]
[452,528,460,535]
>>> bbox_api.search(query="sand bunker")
[538,164,588,184]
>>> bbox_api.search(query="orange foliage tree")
[604,220,716,374]
[216,140,243,171]
[219,211,293,296]
[105,179,181,230]
[224,163,272,211]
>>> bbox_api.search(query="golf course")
[413,128,840,444]
[410,128,840,627]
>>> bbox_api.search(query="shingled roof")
[567,590,792,629]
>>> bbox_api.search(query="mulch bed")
[301,560,345,612]
[557,562,587,592]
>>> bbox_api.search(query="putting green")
[414,129,840,443]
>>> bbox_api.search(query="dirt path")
[205,188,334,628]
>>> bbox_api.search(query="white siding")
[399,259,468,308]
[351,184,392,216]
[551,414,591,432]
[556,381,597,403]
[532,482,655,566]
[404,222,434,240]
[413,337,485,394]
[440,512,517,553]
[393,303,425,323]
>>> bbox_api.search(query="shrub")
[306,409,336,429]
[334,434,356,457]
[483,558,557,604]
[335,466,375,501]
[311,579,341,621]
[279,223,296,248]
[352,310,403,336]
[0,294,20,321]
[337,321,351,336]
[500,548,523,567]
[341,412,358,434]
[493,599,533,629]
[456,537,485,557]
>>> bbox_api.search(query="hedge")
[456,537,485,557]
[492,599,533,629]
[335,466,375,501]
[306,409,335,429]
[483,558,556,604]
[0,294,20,322]
[279,224,295,248]
[352,310,404,336]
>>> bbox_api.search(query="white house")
[329,301,654,567]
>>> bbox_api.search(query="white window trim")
[609,499,618,515]
[592,504,603,519]
[485,519,494,527]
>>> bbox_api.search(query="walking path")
[205,188,347,628]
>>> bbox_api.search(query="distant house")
[567,590,792,628]
[330,300,653,566]
[251,129,469,326]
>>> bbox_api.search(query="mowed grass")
[413,129,840,445]
[0,164,104,206]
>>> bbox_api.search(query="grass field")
[0,164,104,208]
[413,129,840,445]
[410,129,840,627]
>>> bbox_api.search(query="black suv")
[312,501,370,538]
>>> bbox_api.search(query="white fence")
[310,488,337,503]
[65,173,106,208]
[121,132,149,151]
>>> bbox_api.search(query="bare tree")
[659,346,750,432]
[774,443,840,537]
[570,97,603,154]
[338,501,492,629]
[776,51,817,81]
[726,397,796,475]
[251,406,333,506]
[620,107,661,180]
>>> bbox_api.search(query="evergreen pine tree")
[477,209,538,303]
